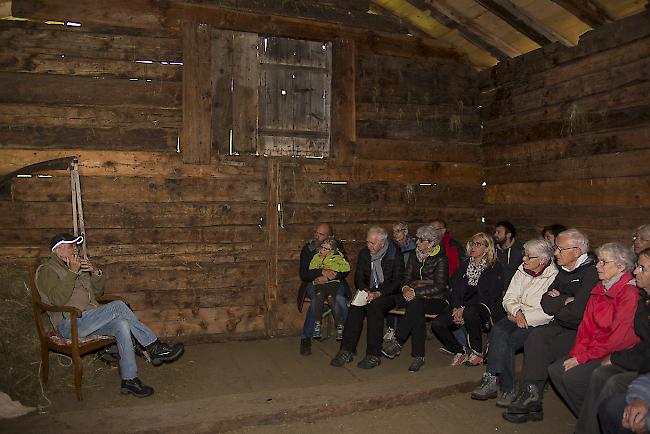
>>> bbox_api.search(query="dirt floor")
[3,333,576,433]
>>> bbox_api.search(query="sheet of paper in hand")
[351,290,369,307]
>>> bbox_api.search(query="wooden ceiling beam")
[425,0,521,60]
[548,0,614,28]
[475,0,572,47]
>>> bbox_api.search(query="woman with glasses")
[431,232,505,367]
[380,225,449,372]
[548,243,641,422]
[471,238,558,408]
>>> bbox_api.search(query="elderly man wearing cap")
[35,233,184,398]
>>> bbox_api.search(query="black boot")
[300,338,312,356]
[506,382,543,414]
[120,378,154,397]
[146,340,184,366]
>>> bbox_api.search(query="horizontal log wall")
[2,4,481,339]
[480,10,650,247]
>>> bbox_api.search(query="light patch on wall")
[327,203,335,207]
[65,21,82,27]
[176,137,180,153]
[263,37,268,52]
[45,21,65,25]
[169,61,183,66]
[318,181,348,185]
[37,175,53,178]
[481,181,487,187]
[419,183,432,186]
[281,89,287,96]
[481,217,486,223]
[305,155,324,159]
[129,78,139,81]
[135,60,153,64]
[16,174,32,178]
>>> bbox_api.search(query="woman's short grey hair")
[557,228,590,254]
[367,226,388,243]
[596,243,636,272]
[415,225,440,245]
[523,238,554,261]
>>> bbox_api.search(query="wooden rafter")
[475,0,573,47]
[424,0,522,60]
[548,0,614,28]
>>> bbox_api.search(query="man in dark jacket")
[503,229,598,423]
[494,221,524,288]
[330,226,404,369]
[297,223,350,355]
[430,219,465,278]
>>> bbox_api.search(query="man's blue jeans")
[58,301,157,380]
[301,283,348,339]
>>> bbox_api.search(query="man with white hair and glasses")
[504,229,598,423]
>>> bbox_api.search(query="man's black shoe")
[146,340,184,366]
[357,354,381,369]
[502,410,544,423]
[330,350,354,367]
[300,338,312,356]
[120,378,154,398]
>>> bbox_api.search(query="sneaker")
[336,324,344,341]
[507,383,542,414]
[381,337,402,359]
[471,372,498,400]
[439,346,455,355]
[383,326,395,341]
[120,378,154,398]
[502,409,544,423]
[299,338,312,356]
[465,351,484,366]
[357,354,382,369]
[330,350,354,367]
[313,321,322,340]
[451,352,468,366]
[496,389,517,408]
[408,357,425,372]
[146,341,184,366]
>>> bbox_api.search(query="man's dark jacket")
[403,248,449,298]
[354,240,405,297]
[296,240,350,311]
[611,290,650,371]
[540,253,599,329]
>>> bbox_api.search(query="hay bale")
[0,264,109,406]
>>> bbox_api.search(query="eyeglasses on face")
[469,241,488,248]
[635,264,647,273]
[554,245,578,253]
[416,237,433,243]
[596,259,616,266]
[633,235,650,242]
[523,254,539,260]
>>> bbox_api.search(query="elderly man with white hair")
[330,226,405,370]
[504,228,598,423]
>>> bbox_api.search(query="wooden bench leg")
[73,353,83,401]
[40,345,49,384]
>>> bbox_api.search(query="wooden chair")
[28,265,123,400]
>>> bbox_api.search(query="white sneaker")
[383,327,395,341]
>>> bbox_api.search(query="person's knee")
[462,305,480,322]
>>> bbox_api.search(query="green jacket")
[309,251,351,280]
[35,253,106,329]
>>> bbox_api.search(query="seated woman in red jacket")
[548,242,641,419]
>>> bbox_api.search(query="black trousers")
[548,355,603,417]
[599,392,635,434]
[393,297,448,357]
[431,303,491,355]
[575,365,637,434]
[340,296,395,357]
[521,321,577,387]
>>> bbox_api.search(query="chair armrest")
[96,294,126,304]
[37,301,82,318]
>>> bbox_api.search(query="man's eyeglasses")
[633,235,650,242]
[635,264,646,273]
[554,245,578,253]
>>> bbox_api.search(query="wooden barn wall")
[480,10,650,247]
[1,4,481,339]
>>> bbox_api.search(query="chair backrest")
[28,264,50,343]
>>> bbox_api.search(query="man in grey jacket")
[36,233,184,397]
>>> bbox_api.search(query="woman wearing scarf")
[431,232,505,367]
[471,238,558,408]
[548,242,640,422]
[381,225,449,372]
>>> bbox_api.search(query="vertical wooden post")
[331,38,356,165]
[182,22,213,164]
[265,159,280,336]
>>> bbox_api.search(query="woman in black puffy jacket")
[431,232,505,366]
[380,225,449,372]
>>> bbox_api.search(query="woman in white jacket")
[471,238,558,407]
